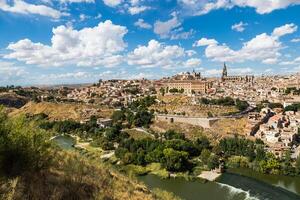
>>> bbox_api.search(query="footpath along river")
[53,136,300,200]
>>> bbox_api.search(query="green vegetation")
[284,103,300,112]
[169,88,184,94]
[111,96,156,128]
[115,130,212,172]
[0,108,52,178]
[200,97,249,111]
[0,106,180,200]
[285,87,300,95]
[218,136,300,176]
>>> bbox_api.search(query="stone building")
[166,80,213,95]
[221,63,254,83]
[163,69,213,95]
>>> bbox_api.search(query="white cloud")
[179,0,300,15]
[153,13,194,40]
[58,0,95,3]
[262,58,278,64]
[184,58,201,68]
[153,13,181,38]
[204,69,222,76]
[186,50,197,56]
[193,38,218,47]
[194,24,297,64]
[128,39,193,69]
[134,19,152,29]
[5,20,128,68]
[79,14,90,21]
[272,23,298,38]
[0,0,67,19]
[279,56,300,66]
[231,21,247,32]
[233,0,300,14]
[59,0,95,3]
[128,5,150,15]
[102,0,122,7]
[291,38,300,43]
[229,67,253,75]
[0,61,28,84]
[170,28,195,40]
[204,67,253,76]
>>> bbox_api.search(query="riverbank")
[198,171,222,181]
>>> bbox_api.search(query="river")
[52,136,300,200]
[52,135,75,150]
[138,171,300,200]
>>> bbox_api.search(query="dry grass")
[153,95,238,117]
[9,102,113,121]
[0,151,177,200]
[209,117,248,138]
[124,129,153,140]
[150,120,206,140]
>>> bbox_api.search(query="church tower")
[222,62,227,81]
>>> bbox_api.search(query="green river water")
[54,135,300,200]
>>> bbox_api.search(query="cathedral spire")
[222,62,227,78]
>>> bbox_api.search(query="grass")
[9,101,113,121]
[124,128,153,139]
[0,151,181,200]
[122,163,169,179]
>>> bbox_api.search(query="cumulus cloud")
[0,0,67,18]
[272,23,298,38]
[153,12,194,39]
[128,39,195,69]
[60,0,95,3]
[193,38,218,46]
[102,0,122,7]
[179,0,300,16]
[194,24,298,64]
[0,61,28,84]
[291,38,300,43]
[102,0,151,15]
[134,19,152,29]
[231,21,247,32]
[184,58,201,68]
[128,5,150,14]
[154,13,181,38]
[5,20,128,68]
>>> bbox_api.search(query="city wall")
[155,114,219,128]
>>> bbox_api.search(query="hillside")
[9,101,113,121]
[0,108,179,200]
[153,95,238,117]
[0,93,29,108]
[0,151,175,200]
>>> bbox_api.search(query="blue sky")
[0,0,300,86]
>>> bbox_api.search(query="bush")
[0,109,52,177]
[227,156,249,168]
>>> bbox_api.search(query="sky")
[0,0,300,86]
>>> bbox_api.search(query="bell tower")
[222,62,227,81]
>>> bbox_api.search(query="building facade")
[166,80,212,94]
[221,63,254,83]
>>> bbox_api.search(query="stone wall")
[155,114,219,128]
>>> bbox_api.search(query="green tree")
[160,87,165,96]
[162,148,189,172]
[207,154,219,170]
[200,149,211,165]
